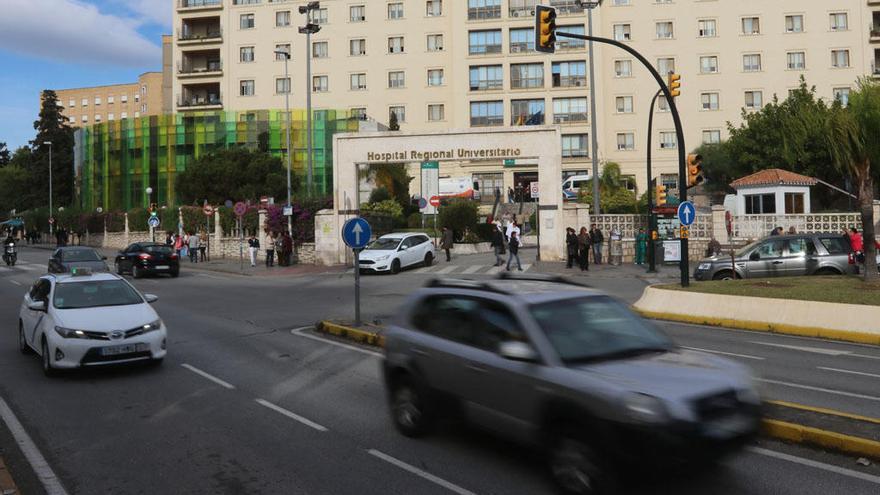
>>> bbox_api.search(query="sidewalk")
[534,258,694,284]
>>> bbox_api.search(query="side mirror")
[749,251,760,262]
[144,294,159,304]
[399,245,408,251]
[499,341,539,363]
[27,300,47,312]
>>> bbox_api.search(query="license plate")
[155,265,170,270]
[100,343,147,356]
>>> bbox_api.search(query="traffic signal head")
[687,153,705,188]
[655,184,668,207]
[535,5,557,53]
[667,73,681,98]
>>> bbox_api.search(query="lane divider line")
[0,395,69,495]
[291,327,383,358]
[767,400,880,425]
[756,378,880,402]
[254,399,328,432]
[818,367,880,380]
[680,346,765,360]
[748,446,880,485]
[367,449,478,495]
[180,364,236,390]
[9,280,21,286]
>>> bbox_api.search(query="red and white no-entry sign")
[429,196,441,207]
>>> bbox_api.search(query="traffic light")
[655,183,668,207]
[687,153,705,188]
[149,203,158,216]
[667,73,681,98]
[535,5,557,53]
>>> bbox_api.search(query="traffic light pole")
[646,89,662,274]
[556,31,690,286]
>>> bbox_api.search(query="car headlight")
[623,393,669,424]
[54,326,88,339]
[698,263,712,271]
[142,319,162,333]
[375,255,390,261]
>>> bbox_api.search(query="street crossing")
[348,263,532,276]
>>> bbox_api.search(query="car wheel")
[132,265,143,279]
[712,270,737,281]
[390,259,401,275]
[815,267,839,276]
[19,321,32,355]
[423,252,434,267]
[149,357,164,367]
[549,433,612,495]
[41,339,56,377]
[390,375,434,437]
[115,262,125,275]
[170,269,179,278]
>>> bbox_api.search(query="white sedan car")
[18,269,168,376]
[358,233,436,274]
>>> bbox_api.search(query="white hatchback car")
[358,233,436,274]
[18,269,168,376]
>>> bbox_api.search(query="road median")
[317,321,385,347]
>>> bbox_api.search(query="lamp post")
[577,0,602,216]
[299,1,321,197]
[274,47,294,236]
[43,141,53,236]
[146,186,155,242]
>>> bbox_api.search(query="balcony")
[178,25,222,45]
[177,94,222,110]
[177,0,222,11]
[550,0,585,16]
[177,60,222,78]
[553,112,588,124]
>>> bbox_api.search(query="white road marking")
[9,279,22,286]
[180,364,236,390]
[435,266,457,274]
[413,265,439,274]
[748,447,880,485]
[486,266,505,275]
[853,353,880,361]
[681,346,765,360]
[0,395,69,495]
[290,327,383,358]
[462,265,483,274]
[367,449,478,495]
[255,399,328,432]
[818,367,880,380]
[749,341,852,356]
[15,265,35,271]
[756,378,880,402]
[520,264,532,272]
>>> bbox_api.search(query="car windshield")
[367,238,401,250]
[143,245,173,254]
[530,296,673,365]
[61,249,102,262]
[53,280,143,310]
[734,240,761,258]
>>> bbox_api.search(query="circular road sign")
[148,216,161,229]
[429,196,441,207]
[342,217,372,250]
[204,205,214,216]
[224,199,234,208]
[233,201,248,217]
[418,197,428,209]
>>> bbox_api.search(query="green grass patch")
[660,276,880,306]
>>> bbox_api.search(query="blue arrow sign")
[677,201,696,226]
[342,217,372,249]
[148,216,161,229]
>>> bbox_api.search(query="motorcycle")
[3,242,16,266]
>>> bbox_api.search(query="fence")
[731,213,863,241]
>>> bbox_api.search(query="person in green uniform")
[635,228,648,265]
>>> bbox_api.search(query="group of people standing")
[165,231,207,263]
[253,231,293,268]
[490,220,524,271]
[565,225,608,271]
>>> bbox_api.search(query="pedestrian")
[770,226,783,236]
[265,231,276,267]
[181,232,190,260]
[707,236,721,257]
[275,232,285,266]
[188,231,200,263]
[788,226,797,235]
[440,226,454,262]
[590,225,604,265]
[199,232,207,262]
[247,233,260,267]
[174,232,183,258]
[849,228,865,263]
[164,232,173,246]
[507,231,522,271]
[507,187,515,204]
[281,231,293,266]
[635,228,648,265]
[577,227,591,271]
[490,223,505,267]
[506,219,521,243]
[566,227,578,268]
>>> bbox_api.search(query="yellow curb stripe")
[0,457,20,495]
[634,309,880,346]
[767,400,880,426]
[762,419,880,460]
[318,322,385,348]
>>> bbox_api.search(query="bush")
[106,212,125,232]
[407,212,423,229]
[361,200,404,220]
[473,222,496,242]
[368,187,391,204]
[127,208,149,231]
[438,200,478,240]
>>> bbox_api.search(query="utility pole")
[645,89,662,273]
[581,0,602,216]
[274,47,294,236]
[299,2,321,197]
[44,141,53,237]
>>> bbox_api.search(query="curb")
[762,419,880,460]
[317,321,385,348]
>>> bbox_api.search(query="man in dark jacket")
[440,227,454,262]
[566,227,578,268]
[590,225,604,264]
[490,224,505,267]
[506,231,522,271]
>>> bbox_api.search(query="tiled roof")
[730,168,817,189]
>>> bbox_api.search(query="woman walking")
[507,231,522,272]
[578,227,591,271]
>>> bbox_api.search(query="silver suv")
[382,275,761,495]
[694,233,855,281]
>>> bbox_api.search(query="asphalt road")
[1,247,879,495]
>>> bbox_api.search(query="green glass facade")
[74,109,360,211]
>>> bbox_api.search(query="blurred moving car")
[694,233,855,281]
[18,269,167,376]
[48,247,109,274]
[114,243,180,278]
[383,274,761,494]
[358,233,435,274]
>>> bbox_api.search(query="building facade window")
[510,63,544,89]
[744,194,775,214]
[511,99,545,126]
[698,19,716,37]
[657,57,675,76]
[615,95,633,113]
[313,75,328,92]
[427,69,444,86]
[468,0,501,20]
[552,61,586,87]
[389,106,406,123]
[350,39,366,55]
[469,65,503,91]
[240,13,255,29]
[829,13,848,30]
[428,104,445,121]
[276,77,291,94]
[350,5,365,22]
[468,29,502,55]
[351,107,367,120]
[276,44,291,60]
[553,97,588,123]
[700,56,718,74]
[562,134,589,158]
[659,131,677,149]
[701,92,720,110]
[785,193,805,214]
[831,49,850,68]
[240,46,255,62]
[702,129,721,144]
[426,0,442,17]
[557,25,585,50]
[785,15,804,33]
[617,132,635,151]
[834,87,851,106]
[614,59,632,77]
[787,51,805,70]
[276,11,291,27]
[388,2,404,19]
[82,98,88,107]
[656,21,674,39]
[351,73,367,90]
[745,90,763,109]
[312,41,328,58]
[121,95,128,103]
[510,28,534,53]
[310,8,328,24]
[388,71,406,88]
[742,17,760,35]
[613,24,631,41]
[743,54,761,72]
[388,36,405,53]
[658,95,669,111]
[240,80,255,96]
[427,34,444,51]
[470,100,503,126]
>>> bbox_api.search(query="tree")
[823,79,880,282]
[0,142,10,167]
[578,162,640,213]
[30,90,75,208]
[175,147,293,205]
[0,165,30,215]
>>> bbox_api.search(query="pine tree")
[29,90,75,209]
[0,142,10,167]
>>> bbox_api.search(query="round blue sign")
[342,218,372,249]
[677,201,696,226]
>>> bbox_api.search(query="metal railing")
[553,112,589,123]
[178,0,222,9]
[468,6,501,20]
[553,75,587,88]
[177,61,222,74]
[177,95,222,107]
[178,27,222,41]
[469,80,503,91]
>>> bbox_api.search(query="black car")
[114,243,180,278]
[48,247,109,274]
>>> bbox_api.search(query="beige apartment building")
[56,36,174,126]
[173,0,879,196]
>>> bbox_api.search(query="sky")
[0,0,171,151]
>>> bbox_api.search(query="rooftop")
[730,169,818,189]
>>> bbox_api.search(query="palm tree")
[825,79,879,281]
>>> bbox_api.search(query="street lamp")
[299,1,321,197]
[274,47,294,236]
[43,141,53,236]
[146,186,155,242]
[576,0,603,216]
